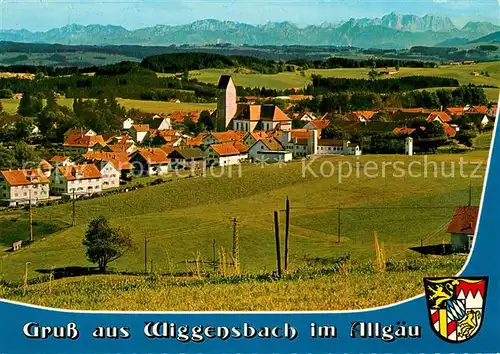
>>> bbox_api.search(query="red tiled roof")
[49,155,71,163]
[134,148,170,164]
[427,112,452,123]
[56,164,102,181]
[63,134,106,148]
[443,123,457,138]
[291,129,312,139]
[0,168,49,186]
[39,159,53,170]
[447,206,479,235]
[211,142,248,156]
[308,119,330,130]
[470,105,488,114]
[393,127,416,135]
[209,131,245,143]
[131,124,150,132]
[446,107,465,116]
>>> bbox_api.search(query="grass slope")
[191,62,500,91]
[0,154,488,283]
[1,256,466,311]
[0,98,216,115]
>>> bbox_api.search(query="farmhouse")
[63,128,96,141]
[63,133,106,153]
[214,75,292,132]
[129,148,170,176]
[97,161,121,190]
[205,142,248,166]
[0,169,50,206]
[242,131,270,147]
[447,206,479,253]
[167,148,205,171]
[248,137,292,163]
[50,164,102,197]
[121,117,134,130]
[144,116,173,131]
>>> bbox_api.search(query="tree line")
[308,75,459,94]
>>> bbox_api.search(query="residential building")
[83,151,133,179]
[63,133,106,153]
[304,119,330,135]
[129,148,170,176]
[346,111,376,122]
[447,206,479,252]
[426,111,452,124]
[0,169,50,206]
[203,131,245,149]
[248,137,292,163]
[205,142,248,166]
[97,161,121,190]
[122,117,134,130]
[63,128,96,142]
[129,124,151,144]
[167,148,205,171]
[50,164,102,197]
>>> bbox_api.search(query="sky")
[0,0,498,31]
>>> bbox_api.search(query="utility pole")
[212,239,217,272]
[23,261,31,295]
[144,235,148,275]
[284,197,290,272]
[274,211,282,278]
[72,190,76,227]
[28,188,33,242]
[230,217,240,273]
[337,202,341,243]
[468,182,472,206]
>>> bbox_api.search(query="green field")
[0,98,216,115]
[0,151,490,310]
[190,62,500,92]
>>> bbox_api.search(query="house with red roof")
[63,133,106,153]
[129,148,170,176]
[0,169,50,206]
[50,164,103,197]
[205,141,248,166]
[426,111,452,124]
[49,155,73,167]
[447,206,479,252]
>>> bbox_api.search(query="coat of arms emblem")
[424,277,488,343]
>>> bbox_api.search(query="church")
[214,75,292,132]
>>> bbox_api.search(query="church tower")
[216,75,237,131]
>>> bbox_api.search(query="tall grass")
[373,232,386,273]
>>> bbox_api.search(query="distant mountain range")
[1,12,499,49]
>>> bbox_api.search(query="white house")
[97,161,121,190]
[0,169,50,206]
[122,117,134,130]
[48,155,74,167]
[129,124,150,144]
[147,116,173,131]
[248,137,292,163]
[205,142,248,166]
[129,148,170,176]
[447,206,479,253]
[50,164,103,198]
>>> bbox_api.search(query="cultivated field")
[0,98,215,115]
[190,61,500,91]
[0,150,490,310]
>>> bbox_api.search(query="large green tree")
[83,217,132,273]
